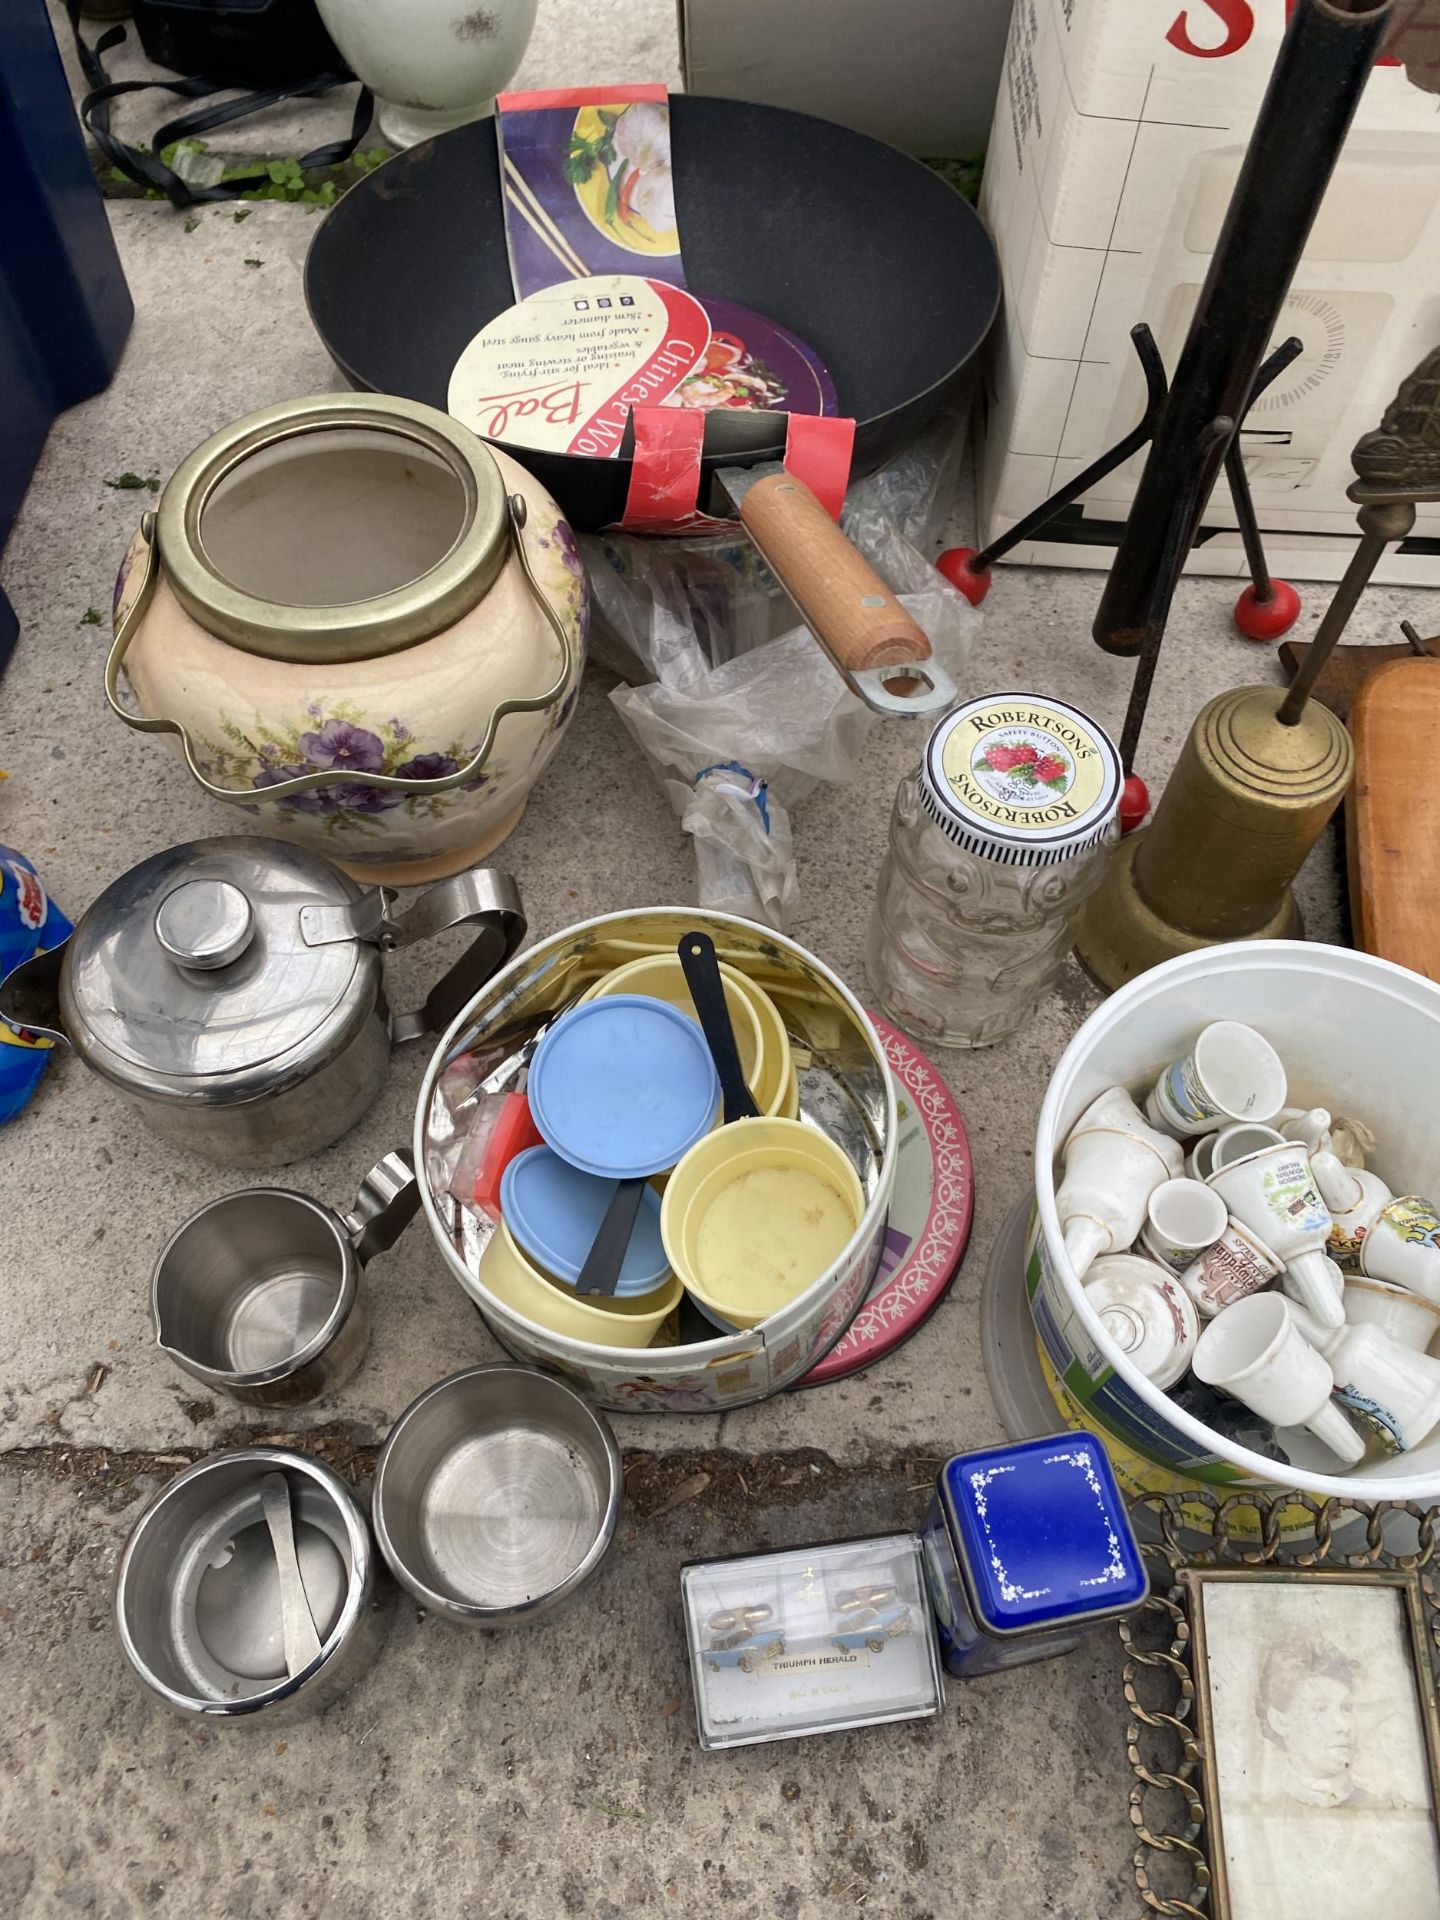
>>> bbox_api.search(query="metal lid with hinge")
[61,837,380,1105]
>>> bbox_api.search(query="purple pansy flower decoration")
[553,518,583,578]
[252,764,339,815]
[395,752,458,782]
[387,719,413,745]
[299,717,384,773]
[332,782,405,815]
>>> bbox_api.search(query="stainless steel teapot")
[0,836,523,1167]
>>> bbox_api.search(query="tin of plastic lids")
[680,1534,943,1750]
[526,994,720,1178]
[920,692,1122,868]
[500,1146,670,1296]
[933,1432,1148,1639]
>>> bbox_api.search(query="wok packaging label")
[463,85,838,467]
[448,274,710,456]
[497,86,685,300]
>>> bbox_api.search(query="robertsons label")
[921,693,1121,864]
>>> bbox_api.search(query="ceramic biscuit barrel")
[105,393,588,886]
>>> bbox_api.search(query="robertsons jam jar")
[865,693,1122,1048]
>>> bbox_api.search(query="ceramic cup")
[1206,1140,1342,1328]
[1144,1021,1287,1139]
[1344,1276,1440,1356]
[1177,1216,1284,1318]
[1310,1151,1393,1270]
[1210,1122,1287,1172]
[1281,1255,1346,1326]
[1288,1301,1440,1454]
[1192,1294,1364,1465]
[1185,1134,1220,1183]
[1139,1179,1228,1275]
[1057,1086,1184,1280]
[1083,1254,1199,1389]
[1356,1194,1440,1305]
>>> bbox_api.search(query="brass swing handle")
[103,497,576,803]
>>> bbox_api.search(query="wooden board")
[1280,637,1440,720]
[1348,656,1440,978]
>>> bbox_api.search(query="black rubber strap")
[66,2,374,208]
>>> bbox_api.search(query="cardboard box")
[677,0,1014,158]
[978,0,1440,586]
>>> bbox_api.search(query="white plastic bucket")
[1031,940,1440,1503]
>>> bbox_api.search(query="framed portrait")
[1188,1569,1440,1920]
[1120,1494,1440,1920]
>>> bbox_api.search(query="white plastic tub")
[1030,941,1440,1503]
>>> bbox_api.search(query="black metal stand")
[954,332,1301,640]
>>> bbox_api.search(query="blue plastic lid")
[501,1146,670,1296]
[940,1431,1147,1634]
[526,995,720,1178]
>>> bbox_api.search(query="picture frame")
[1119,1493,1440,1920]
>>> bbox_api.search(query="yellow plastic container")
[478,1219,683,1348]
[729,972,798,1120]
[661,1118,865,1330]
[581,954,785,1115]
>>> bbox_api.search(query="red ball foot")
[1119,775,1150,836]
[936,546,992,606]
[1233,578,1301,642]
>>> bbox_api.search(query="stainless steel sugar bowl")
[114,1448,390,1721]
[0,835,523,1167]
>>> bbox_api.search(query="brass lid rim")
[155,393,509,663]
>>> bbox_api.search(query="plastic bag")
[589,415,978,929]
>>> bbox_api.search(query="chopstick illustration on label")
[503,157,588,280]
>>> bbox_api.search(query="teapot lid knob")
[154,879,254,971]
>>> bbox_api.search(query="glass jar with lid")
[865,693,1122,1049]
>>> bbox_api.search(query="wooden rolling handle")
[738,472,932,673]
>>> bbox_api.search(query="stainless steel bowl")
[373,1364,622,1626]
[114,1448,390,1720]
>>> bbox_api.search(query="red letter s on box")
[1166,0,1254,58]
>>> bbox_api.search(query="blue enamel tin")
[920,1431,1147,1678]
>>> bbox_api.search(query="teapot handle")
[342,1149,422,1268]
[386,868,526,1045]
[104,497,578,804]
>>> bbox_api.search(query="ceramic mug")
[1192,1294,1364,1465]
[1143,1022,1287,1139]
[1139,1178,1228,1275]
[1288,1301,1440,1454]
[1344,1276,1440,1356]
[1210,1122,1287,1172]
[1207,1140,1341,1328]
[1058,1086,1184,1280]
[1083,1254,1199,1390]
[1177,1216,1284,1318]
[1356,1194,1440,1305]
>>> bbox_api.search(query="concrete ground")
[3,14,1435,1919]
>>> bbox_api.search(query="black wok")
[304,96,1001,532]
